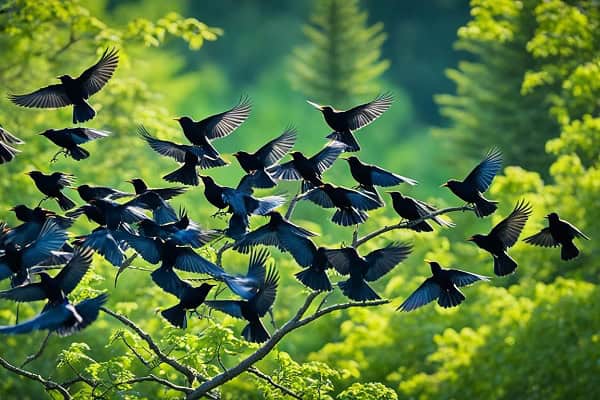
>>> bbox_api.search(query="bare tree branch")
[113,374,194,394]
[353,205,474,247]
[21,332,51,367]
[248,367,303,400]
[0,355,72,399]
[285,188,302,220]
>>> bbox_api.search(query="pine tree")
[434,0,560,174]
[290,0,390,106]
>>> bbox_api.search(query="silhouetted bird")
[0,293,107,336]
[138,210,218,248]
[307,93,393,151]
[468,200,532,276]
[9,48,119,123]
[74,228,125,267]
[345,156,417,199]
[127,178,187,200]
[0,125,24,164]
[69,198,146,230]
[118,233,224,295]
[233,211,317,267]
[294,243,333,292]
[7,205,73,245]
[161,279,214,329]
[41,127,110,161]
[398,261,489,311]
[175,97,251,159]
[0,221,68,286]
[76,184,132,202]
[388,192,454,232]
[442,148,502,217]
[0,247,92,304]
[524,212,590,260]
[27,171,76,211]
[139,126,225,186]
[206,265,278,343]
[300,183,382,226]
[232,128,297,188]
[325,243,412,301]
[268,143,345,190]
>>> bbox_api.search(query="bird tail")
[69,145,90,161]
[411,220,434,232]
[295,268,332,292]
[437,286,465,308]
[326,131,360,152]
[473,198,498,218]
[0,142,19,164]
[249,169,277,189]
[73,101,96,124]
[242,319,270,343]
[56,193,76,211]
[161,303,187,328]
[494,252,518,276]
[163,164,199,186]
[561,240,579,261]
[332,208,367,226]
[338,277,379,301]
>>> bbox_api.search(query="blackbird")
[161,280,215,329]
[40,127,110,161]
[27,171,76,211]
[345,156,417,200]
[388,192,454,232]
[0,125,24,164]
[524,212,590,260]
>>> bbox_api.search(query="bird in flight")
[524,212,590,260]
[0,125,24,164]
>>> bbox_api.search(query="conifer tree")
[290,0,390,106]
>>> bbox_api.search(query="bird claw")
[211,211,228,219]
[50,150,67,163]
[36,197,49,207]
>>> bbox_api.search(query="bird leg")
[211,210,228,219]
[50,149,67,163]
[352,225,359,246]
[36,197,49,207]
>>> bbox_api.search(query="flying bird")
[137,210,219,248]
[76,184,132,202]
[398,261,489,311]
[294,243,333,292]
[160,279,215,329]
[127,178,187,201]
[74,228,125,267]
[388,192,454,232]
[222,249,272,300]
[9,48,119,123]
[0,293,107,336]
[345,156,417,199]
[206,265,278,343]
[40,127,110,161]
[442,148,502,217]
[0,125,24,164]
[468,200,532,275]
[300,183,382,226]
[524,212,590,260]
[174,97,251,159]
[232,127,297,188]
[138,126,225,186]
[307,93,393,151]
[27,171,76,211]
[325,243,412,301]
[268,143,345,190]
[7,205,73,245]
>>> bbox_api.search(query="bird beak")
[173,117,180,121]
[25,171,32,176]
[306,100,323,110]
[8,207,15,211]
[440,182,448,187]
[232,152,239,157]
[125,179,133,183]
[467,236,475,241]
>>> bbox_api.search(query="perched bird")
[524,212,590,260]
[40,127,110,161]
[325,243,412,301]
[0,125,24,164]
[76,184,132,202]
[306,93,393,151]
[161,280,215,329]
[232,127,297,188]
[27,171,76,211]
[206,265,278,343]
[388,192,454,232]
[9,48,119,123]
[199,175,285,219]
[0,221,68,286]
[175,97,251,159]
[294,243,333,292]
[442,148,502,217]
[232,211,317,267]
[137,210,219,248]
[0,247,93,304]
[300,183,382,226]
[0,293,107,336]
[268,143,345,190]
[468,200,532,276]
[127,178,187,201]
[345,156,417,199]
[398,261,489,311]
[138,126,225,186]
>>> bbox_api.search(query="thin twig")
[216,242,233,266]
[248,367,303,400]
[353,205,474,248]
[113,374,194,394]
[285,187,302,220]
[21,332,51,367]
[0,355,72,399]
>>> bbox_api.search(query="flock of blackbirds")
[0,49,590,343]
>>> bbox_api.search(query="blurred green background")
[0,0,598,399]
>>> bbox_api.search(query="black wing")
[342,93,393,132]
[255,127,297,166]
[138,126,192,162]
[309,143,345,174]
[55,247,94,295]
[523,228,559,247]
[463,147,503,192]
[197,97,252,140]
[324,247,358,275]
[254,266,279,317]
[364,242,412,281]
[397,278,441,312]
[9,84,71,108]
[488,200,531,248]
[75,48,119,97]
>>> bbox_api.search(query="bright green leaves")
[337,382,397,400]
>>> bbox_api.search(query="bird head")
[546,212,559,222]
[387,191,401,200]
[32,271,52,283]
[290,151,304,160]
[39,129,54,137]
[425,259,442,273]
[173,116,193,126]
[26,171,41,178]
[306,100,324,111]
[199,175,213,185]
[440,179,457,188]
[126,178,146,192]
[467,234,485,246]
[266,211,283,220]
[57,74,72,83]
[343,155,359,165]
[232,151,248,159]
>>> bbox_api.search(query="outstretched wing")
[489,200,532,248]
[255,127,297,166]
[174,247,224,276]
[9,84,71,108]
[138,126,189,162]
[324,247,357,276]
[254,266,279,317]
[342,93,393,132]
[233,225,282,254]
[310,143,345,174]
[0,282,46,302]
[22,221,68,268]
[55,247,94,295]
[198,97,252,140]
[364,242,412,281]
[75,48,119,97]
[463,147,503,192]
[370,165,417,186]
[447,268,489,287]
[397,278,441,312]
[523,228,559,248]
[267,160,302,181]
[205,300,244,319]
